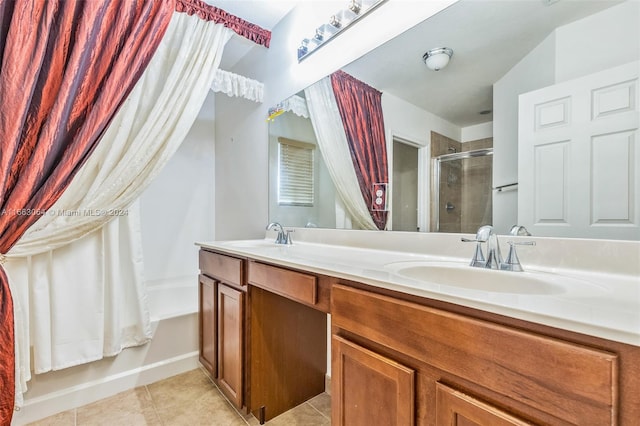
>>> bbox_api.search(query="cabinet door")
[436,383,533,426]
[332,335,415,426]
[217,283,244,409]
[198,274,216,376]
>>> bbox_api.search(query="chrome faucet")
[462,225,502,269]
[462,225,534,271]
[485,230,503,269]
[461,225,492,267]
[503,225,535,271]
[502,240,535,272]
[509,225,531,236]
[266,222,293,245]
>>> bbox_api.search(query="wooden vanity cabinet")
[198,249,246,409]
[332,335,415,426]
[247,260,330,422]
[198,274,217,375]
[198,250,330,419]
[331,283,638,426]
[197,248,639,425]
[435,383,533,426]
[217,283,244,408]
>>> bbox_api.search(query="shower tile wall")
[431,132,462,232]
[463,138,492,152]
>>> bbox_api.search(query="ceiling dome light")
[422,47,453,71]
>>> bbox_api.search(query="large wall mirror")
[268,0,639,240]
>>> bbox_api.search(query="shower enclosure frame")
[432,148,493,232]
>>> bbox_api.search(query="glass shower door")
[433,149,493,234]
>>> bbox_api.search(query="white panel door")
[519,61,639,239]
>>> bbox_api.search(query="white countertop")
[197,230,640,347]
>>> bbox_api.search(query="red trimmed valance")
[175,0,271,48]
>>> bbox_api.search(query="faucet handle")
[266,222,286,244]
[509,225,532,236]
[284,229,294,245]
[461,237,485,267]
[502,241,536,272]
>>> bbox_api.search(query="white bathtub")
[148,278,199,321]
[12,278,200,425]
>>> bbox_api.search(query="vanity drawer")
[332,284,618,425]
[199,250,243,286]
[248,261,317,306]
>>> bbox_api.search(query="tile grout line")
[144,384,164,426]
[198,366,251,425]
[306,401,330,421]
[35,368,329,426]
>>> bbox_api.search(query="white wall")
[555,1,640,83]
[461,122,492,143]
[214,0,456,240]
[140,91,216,284]
[493,32,556,189]
[383,91,460,146]
[492,32,556,233]
[214,93,267,240]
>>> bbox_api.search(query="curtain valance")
[176,0,271,47]
[281,95,310,118]
[212,69,264,102]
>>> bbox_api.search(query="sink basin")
[385,261,565,295]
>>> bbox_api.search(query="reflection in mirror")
[391,138,419,231]
[432,148,493,234]
[269,0,639,240]
[268,93,339,229]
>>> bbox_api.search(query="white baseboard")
[325,374,332,395]
[11,352,199,425]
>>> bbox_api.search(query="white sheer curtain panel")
[6,12,232,406]
[7,203,145,396]
[304,78,377,230]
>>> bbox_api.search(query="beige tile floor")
[28,368,331,426]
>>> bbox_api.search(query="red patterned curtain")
[331,70,389,230]
[0,0,173,422]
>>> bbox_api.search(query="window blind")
[278,137,315,206]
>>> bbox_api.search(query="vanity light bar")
[297,0,387,62]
